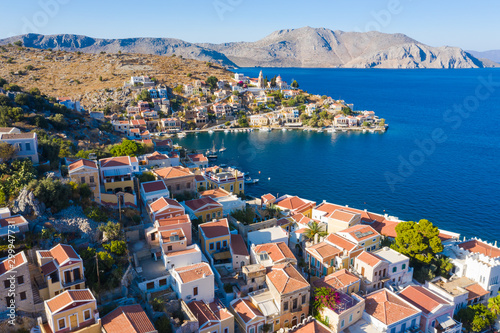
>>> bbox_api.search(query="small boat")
[224,129,230,133]
[177,132,186,138]
[342,129,347,133]
[219,164,227,168]
[219,140,226,152]
[207,141,218,159]
[317,129,323,133]
[260,127,271,132]
[282,128,287,132]
[208,130,214,134]
[327,128,336,133]
[245,177,259,184]
[363,129,367,133]
[370,129,375,133]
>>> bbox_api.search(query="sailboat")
[219,140,226,152]
[208,140,218,159]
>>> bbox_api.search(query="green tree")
[391,219,443,265]
[136,89,151,102]
[488,293,500,318]
[303,221,328,242]
[14,40,23,47]
[79,183,92,200]
[49,113,68,130]
[265,203,282,219]
[0,142,16,161]
[31,178,72,213]
[97,251,114,269]
[173,85,183,94]
[291,80,299,88]
[206,76,218,90]
[98,221,121,241]
[139,171,156,183]
[457,304,495,332]
[110,139,145,157]
[155,316,172,333]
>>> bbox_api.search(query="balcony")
[63,277,86,288]
[290,305,303,313]
[431,315,462,333]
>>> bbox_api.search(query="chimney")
[314,233,319,245]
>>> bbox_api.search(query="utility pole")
[96,254,100,286]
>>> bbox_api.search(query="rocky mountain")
[0,27,491,69]
[466,49,500,63]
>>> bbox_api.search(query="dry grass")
[0,45,233,107]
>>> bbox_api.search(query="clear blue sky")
[0,0,498,51]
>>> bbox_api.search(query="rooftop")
[459,239,500,258]
[254,242,295,263]
[230,234,249,256]
[46,289,95,313]
[199,218,229,239]
[175,262,213,283]
[185,197,223,212]
[101,304,156,333]
[399,285,450,314]
[231,298,263,324]
[313,269,360,290]
[141,180,167,193]
[267,263,309,294]
[364,288,420,325]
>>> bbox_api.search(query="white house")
[140,180,170,206]
[199,188,245,216]
[171,262,214,303]
[372,247,413,290]
[0,128,38,163]
[247,226,288,247]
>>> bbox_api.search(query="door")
[70,314,78,329]
[292,316,298,326]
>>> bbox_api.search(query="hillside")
[0,28,491,69]
[467,49,500,64]
[0,44,233,109]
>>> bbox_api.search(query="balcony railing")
[63,278,86,288]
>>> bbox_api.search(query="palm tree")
[303,221,328,242]
[488,293,500,318]
[265,203,282,219]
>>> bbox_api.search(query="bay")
[175,68,500,241]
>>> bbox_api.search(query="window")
[301,313,305,322]
[230,184,234,191]
[392,267,397,273]
[146,282,154,290]
[292,298,298,309]
[84,309,91,321]
[372,238,376,242]
[58,318,66,330]
[81,176,86,183]
[224,328,229,333]
[250,328,255,333]
[159,279,167,287]
[209,243,215,250]
[193,287,198,296]
[361,242,365,246]
[217,211,221,217]
[187,182,191,189]
[4,280,9,289]
[20,291,26,300]
[176,184,180,190]
[283,301,288,311]
[89,176,94,183]
[330,259,334,267]
[390,328,396,333]
[25,143,30,151]
[239,183,242,189]
[402,263,406,270]
[302,295,306,304]
[168,245,172,251]
[349,314,353,323]
[411,318,416,328]
[401,323,406,331]
[223,240,227,248]
[341,319,345,328]
[284,320,289,327]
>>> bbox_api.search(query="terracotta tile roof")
[187,299,232,329]
[195,175,206,182]
[356,251,383,267]
[339,224,379,241]
[46,289,95,313]
[200,188,230,198]
[0,133,36,139]
[329,209,358,222]
[306,242,342,261]
[315,202,385,224]
[231,234,249,256]
[254,242,296,263]
[199,218,229,239]
[149,197,183,213]
[261,193,276,202]
[100,156,133,168]
[0,215,28,228]
[188,153,208,162]
[41,261,57,276]
[157,214,191,227]
[325,234,358,252]
[365,289,420,325]
[47,244,81,265]
[313,269,360,290]
[0,252,26,275]
[232,298,263,324]
[154,139,172,146]
[146,151,169,161]
[276,196,316,213]
[102,304,157,333]
[68,159,97,172]
[289,319,331,333]
[465,283,489,301]
[141,180,167,194]
[154,166,192,179]
[267,263,309,294]
[175,262,213,283]
[459,239,500,258]
[399,286,449,314]
[289,213,314,226]
[186,197,222,213]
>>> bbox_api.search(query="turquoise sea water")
[176,68,500,241]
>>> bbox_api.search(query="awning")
[436,314,457,329]
[103,169,129,177]
[213,251,231,260]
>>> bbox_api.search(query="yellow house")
[324,234,364,270]
[68,159,100,202]
[203,166,245,195]
[337,225,381,252]
[99,156,138,194]
[185,299,234,333]
[198,218,231,256]
[36,244,85,300]
[39,289,101,333]
[184,197,223,223]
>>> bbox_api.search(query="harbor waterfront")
[175,68,500,241]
